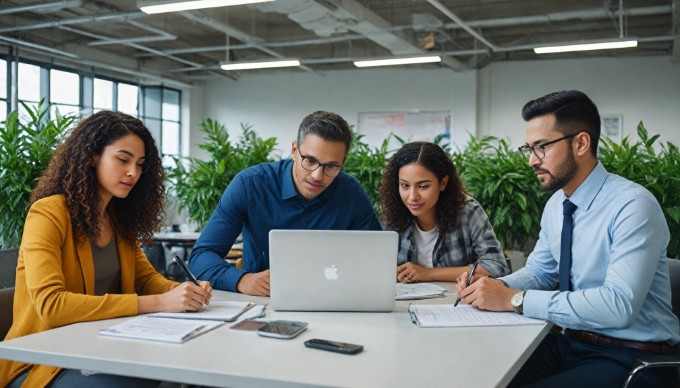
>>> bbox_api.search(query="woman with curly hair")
[1,111,212,388]
[379,141,509,284]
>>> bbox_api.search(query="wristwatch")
[511,290,527,314]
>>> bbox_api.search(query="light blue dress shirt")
[502,162,679,344]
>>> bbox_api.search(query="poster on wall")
[357,111,451,150]
[601,114,623,142]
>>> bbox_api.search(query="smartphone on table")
[304,338,364,355]
[256,320,308,339]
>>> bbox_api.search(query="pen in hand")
[173,256,209,305]
[454,261,479,307]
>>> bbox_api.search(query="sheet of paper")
[395,283,448,300]
[408,304,545,328]
[149,301,259,321]
[99,316,223,343]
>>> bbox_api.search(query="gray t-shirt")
[91,236,121,295]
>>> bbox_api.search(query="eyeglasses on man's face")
[298,151,343,177]
[518,133,577,159]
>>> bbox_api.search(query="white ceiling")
[0,0,676,85]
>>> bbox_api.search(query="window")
[118,83,138,116]
[93,78,114,111]
[0,59,6,121]
[18,62,41,120]
[50,69,80,117]
[141,86,181,158]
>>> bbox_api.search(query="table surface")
[0,283,550,388]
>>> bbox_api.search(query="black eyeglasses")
[298,151,343,177]
[518,134,577,159]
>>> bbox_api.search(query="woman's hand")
[397,262,429,283]
[138,281,212,313]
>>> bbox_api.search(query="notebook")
[269,230,398,312]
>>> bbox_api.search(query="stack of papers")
[150,301,265,322]
[395,283,448,300]
[99,316,223,343]
[408,304,545,328]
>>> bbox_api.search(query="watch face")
[511,291,524,307]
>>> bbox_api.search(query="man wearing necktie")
[456,90,678,387]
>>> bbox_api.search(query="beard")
[534,150,578,192]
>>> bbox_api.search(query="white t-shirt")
[413,224,439,268]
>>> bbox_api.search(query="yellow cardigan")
[0,195,177,387]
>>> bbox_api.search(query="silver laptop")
[269,230,398,312]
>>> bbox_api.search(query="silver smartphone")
[256,320,308,339]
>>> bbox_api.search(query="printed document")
[150,301,262,321]
[408,304,545,328]
[395,283,448,300]
[99,316,223,343]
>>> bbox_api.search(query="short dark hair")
[379,142,467,234]
[297,111,352,156]
[521,90,601,156]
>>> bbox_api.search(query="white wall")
[190,68,477,159]
[188,56,680,158]
[478,56,680,147]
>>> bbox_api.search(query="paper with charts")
[395,283,448,300]
[99,316,223,343]
[408,304,545,328]
[149,301,264,322]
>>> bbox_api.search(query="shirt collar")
[562,161,608,212]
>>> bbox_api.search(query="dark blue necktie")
[559,199,578,292]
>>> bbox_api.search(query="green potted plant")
[452,135,549,262]
[0,100,77,249]
[599,122,680,258]
[165,118,277,228]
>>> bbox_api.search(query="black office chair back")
[668,259,680,321]
[0,287,15,341]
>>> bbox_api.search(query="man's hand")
[236,270,270,296]
[456,275,516,312]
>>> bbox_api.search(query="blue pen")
[454,261,479,307]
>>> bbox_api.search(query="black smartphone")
[304,338,364,355]
[256,320,308,339]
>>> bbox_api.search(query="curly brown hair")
[379,142,467,234]
[31,111,165,246]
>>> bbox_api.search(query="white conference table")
[0,283,551,388]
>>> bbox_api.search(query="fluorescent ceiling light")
[534,40,638,54]
[220,59,300,71]
[139,0,274,14]
[353,55,442,68]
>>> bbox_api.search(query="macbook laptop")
[269,230,398,312]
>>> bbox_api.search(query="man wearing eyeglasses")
[188,111,381,295]
[457,90,678,387]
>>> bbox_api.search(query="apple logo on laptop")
[324,265,339,280]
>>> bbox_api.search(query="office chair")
[622,259,680,388]
[0,287,15,340]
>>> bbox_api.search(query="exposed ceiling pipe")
[88,20,176,46]
[426,0,499,52]
[0,36,192,89]
[58,25,237,80]
[0,12,146,34]
[179,10,315,73]
[0,35,80,59]
[0,0,83,15]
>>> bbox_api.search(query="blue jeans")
[508,332,676,388]
[8,368,160,387]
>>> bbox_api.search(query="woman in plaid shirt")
[379,142,510,283]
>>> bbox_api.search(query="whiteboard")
[357,111,451,149]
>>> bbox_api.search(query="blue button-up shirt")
[188,159,382,291]
[502,162,679,344]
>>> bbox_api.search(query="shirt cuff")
[522,290,553,320]
[223,267,248,292]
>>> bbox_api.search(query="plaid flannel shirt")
[395,197,510,277]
